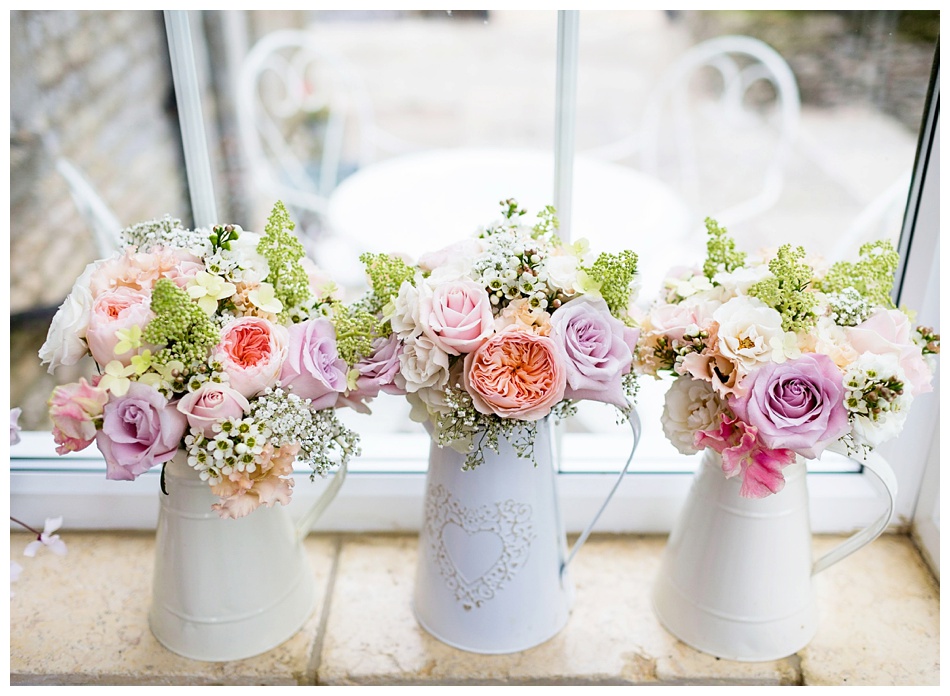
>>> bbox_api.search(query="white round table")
[324,147,697,294]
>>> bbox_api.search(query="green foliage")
[816,240,899,311]
[358,252,416,316]
[257,201,310,320]
[748,244,819,332]
[580,250,639,320]
[330,302,380,368]
[702,217,747,281]
[143,279,219,369]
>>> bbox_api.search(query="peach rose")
[85,287,155,366]
[463,328,567,421]
[89,247,182,296]
[213,316,289,398]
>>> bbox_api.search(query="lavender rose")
[728,353,849,459]
[549,296,633,409]
[96,382,187,481]
[176,382,250,437]
[278,318,348,410]
[338,334,406,414]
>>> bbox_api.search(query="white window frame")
[9,11,939,538]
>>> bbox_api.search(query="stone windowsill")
[9,532,939,686]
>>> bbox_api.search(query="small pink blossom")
[10,407,22,445]
[48,378,109,454]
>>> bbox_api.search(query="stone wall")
[10,10,191,315]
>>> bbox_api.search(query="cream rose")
[39,260,100,373]
[661,375,729,455]
[398,333,450,393]
[713,296,797,377]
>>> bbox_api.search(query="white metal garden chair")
[585,35,801,233]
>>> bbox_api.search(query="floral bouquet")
[353,199,641,469]
[635,218,940,498]
[38,202,366,518]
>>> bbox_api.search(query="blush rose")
[176,382,250,437]
[422,280,495,355]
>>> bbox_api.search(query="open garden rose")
[85,287,156,366]
[463,328,566,421]
[728,353,849,459]
[176,382,250,437]
[214,315,289,398]
[96,382,187,481]
[550,296,632,409]
[278,318,348,410]
[422,279,495,355]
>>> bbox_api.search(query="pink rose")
[846,309,933,396]
[85,287,155,366]
[176,382,250,437]
[550,296,633,409]
[339,334,406,414]
[96,382,187,481]
[421,280,495,355]
[463,328,567,421]
[279,319,348,410]
[163,249,205,289]
[214,316,289,398]
[48,378,109,454]
[728,353,849,459]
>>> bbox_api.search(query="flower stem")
[10,516,42,538]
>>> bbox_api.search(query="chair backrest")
[236,29,378,217]
[640,35,801,230]
[55,158,123,257]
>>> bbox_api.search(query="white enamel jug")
[413,411,641,654]
[652,445,897,662]
[148,449,346,662]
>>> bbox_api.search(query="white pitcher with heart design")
[413,411,641,654]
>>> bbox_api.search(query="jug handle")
[295,460,349,542]
[811,445,898,576]
[561,405,642,577]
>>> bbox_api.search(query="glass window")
[9,10,939,532]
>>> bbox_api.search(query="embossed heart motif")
[423,484,536,609]
[441,523,504,585]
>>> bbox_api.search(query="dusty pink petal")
[739,448,796,498]
[212,493,261,520]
